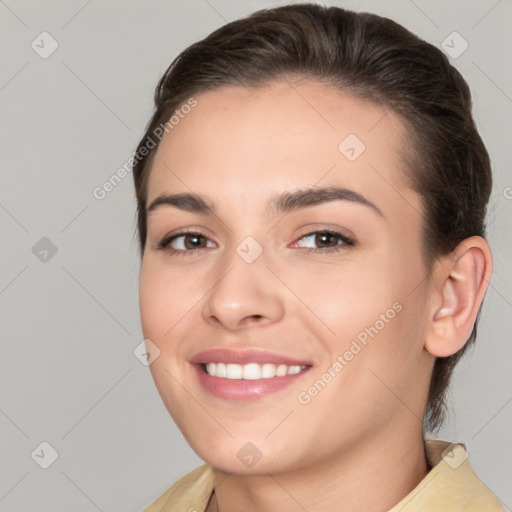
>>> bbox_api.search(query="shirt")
[143,439,505,511]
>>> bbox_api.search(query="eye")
[156,231,216,255]
[293,229,355,253]
[155,228,355,256]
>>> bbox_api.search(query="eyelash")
[156,229,355,256]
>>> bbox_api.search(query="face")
[139,80,435,475]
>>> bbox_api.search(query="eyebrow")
[146,186,384,218]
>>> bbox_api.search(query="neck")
[207,425,429,512]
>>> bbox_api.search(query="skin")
[138,80,492,512]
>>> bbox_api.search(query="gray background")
[1,0,511,510]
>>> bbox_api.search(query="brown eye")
[180,234,208,250]
[313,232,340,248]
[157,231,216,254]
[294,229,355,252]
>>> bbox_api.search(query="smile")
[203,362,308,379]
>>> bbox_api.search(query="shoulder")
[143,464,214,512]
[389,440,506,511]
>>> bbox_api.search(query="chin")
[189,434,303,475]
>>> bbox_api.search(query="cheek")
[284,256,399,345]
[138,259,198,342]
[139,265,168,340]
[285,250,419,390]
[139,261,198,424]
[311,261,428,423]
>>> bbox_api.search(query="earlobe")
[424,236,493,358]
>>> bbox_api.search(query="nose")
[201,247,285,332]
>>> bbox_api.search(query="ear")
[424,236,493,357]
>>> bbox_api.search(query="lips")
[189,348,313,401]
[189,348,312,367]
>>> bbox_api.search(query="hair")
[132,3,492,433]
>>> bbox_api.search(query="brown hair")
[132,3,492,433]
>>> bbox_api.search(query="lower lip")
[193,364,311,401]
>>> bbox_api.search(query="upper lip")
[189,348,312,366]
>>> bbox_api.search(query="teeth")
[204,362,307,379]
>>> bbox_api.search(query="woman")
[132,4,504,511]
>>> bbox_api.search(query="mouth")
[190,348,313,401]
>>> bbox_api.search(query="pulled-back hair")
[132,3,492,433]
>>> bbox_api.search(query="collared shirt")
[143,439,505,511]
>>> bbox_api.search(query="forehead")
[146,80,422,225]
